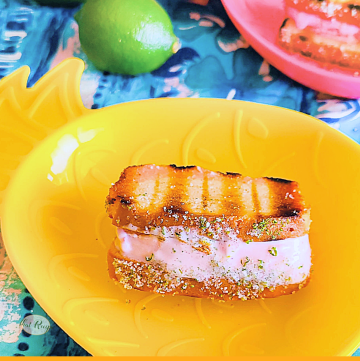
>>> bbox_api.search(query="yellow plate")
[2,59,360,356]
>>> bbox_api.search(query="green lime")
[35,0,84,7]
[74,0,179,75]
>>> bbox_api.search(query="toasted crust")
[285,0,360,25]
[106,165,310,242]
[107,241,311,301]
[279,18,360,70]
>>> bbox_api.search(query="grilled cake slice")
[106,165,312,301]
[106,164,311,243]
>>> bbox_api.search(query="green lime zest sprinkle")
[268,247,277,256]
[241,256,250,266]
[199,216,207,229]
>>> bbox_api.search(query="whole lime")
[74,0,179,75]
[35,0,84,7]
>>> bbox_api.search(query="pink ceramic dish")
[221,0,360,98]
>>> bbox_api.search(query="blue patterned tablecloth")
[0,0,360,356]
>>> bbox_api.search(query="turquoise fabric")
[0,0,359,356]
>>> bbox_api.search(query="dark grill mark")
[280,18,289,30]
[348,4,360,11]
[166,168,186,216]
[275,207,301,218]
[267,178,302,218]
[120,198,131,205]
[169,164,196,170]
[265,177,292,184]
[268,179,285,218]
[300,50,312,57]
[226,171,242,177]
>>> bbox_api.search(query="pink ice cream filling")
[115,227,311,289]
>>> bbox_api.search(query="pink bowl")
[221,0,360,98]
